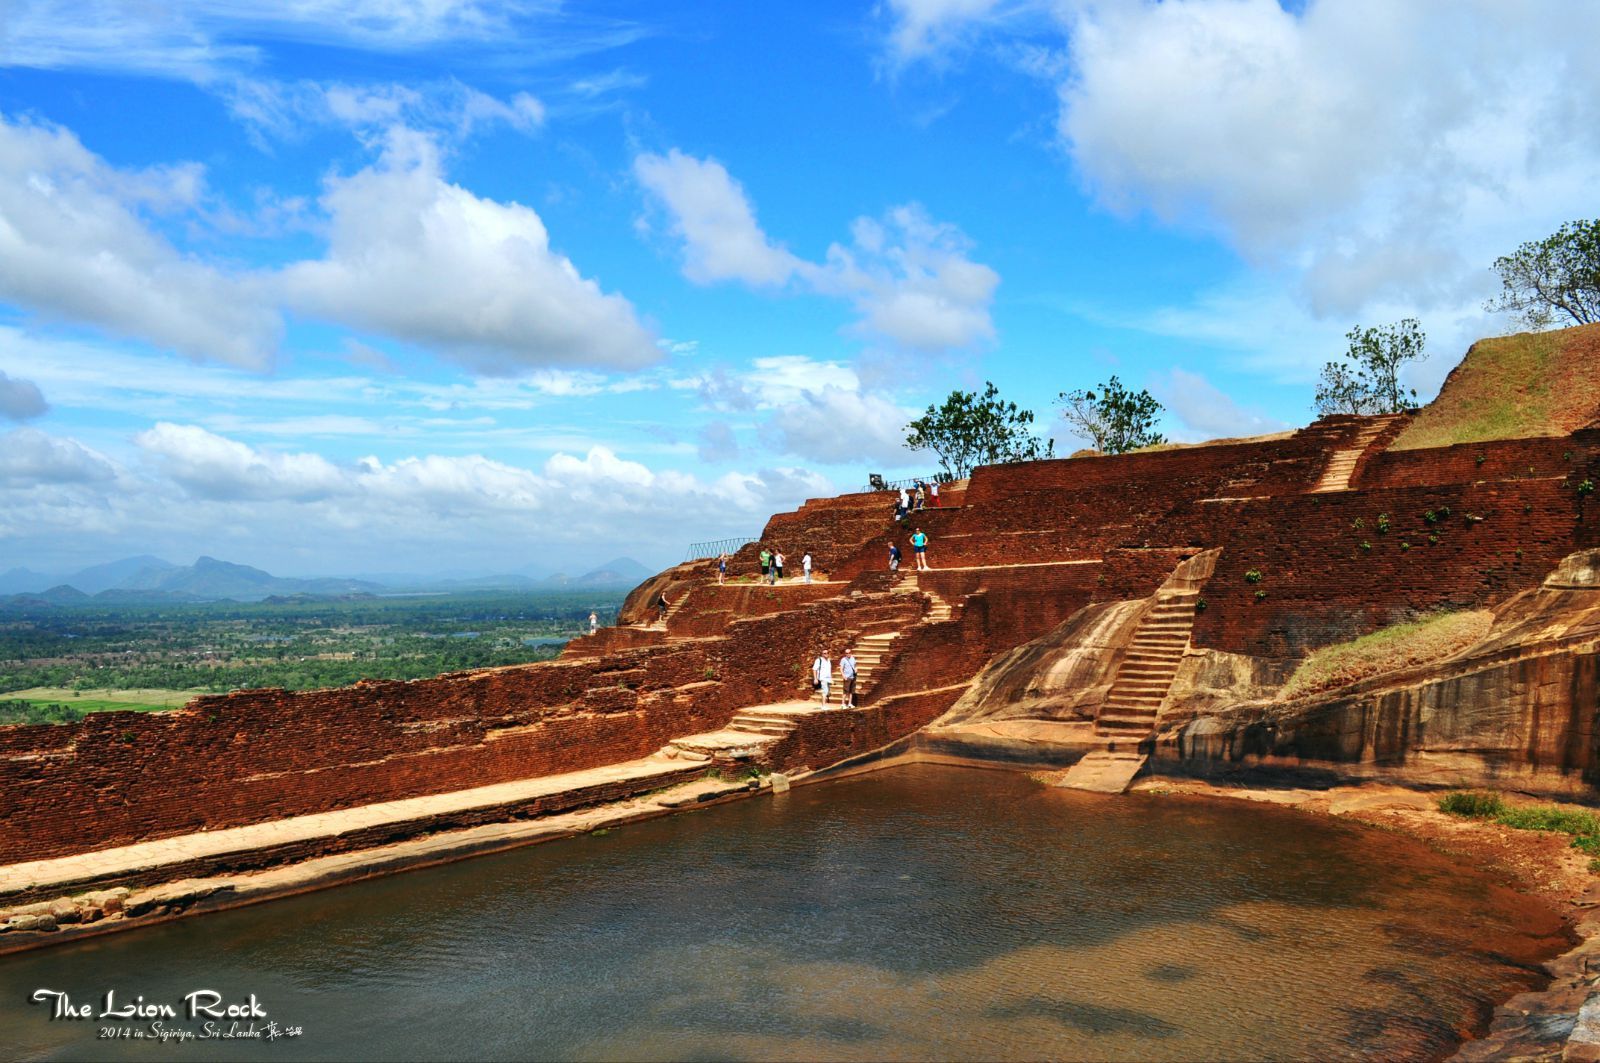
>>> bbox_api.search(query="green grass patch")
[1393,325,1600,450]
[1439,790,1600,868]
[1438,790,1505,817]
[1280,610,1493,700]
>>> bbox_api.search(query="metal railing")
[865,473,955,492]
[684,536,757,562]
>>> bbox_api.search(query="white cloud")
[0,427,117,486]
[1148,368,1288,444]
[0,113,281,367]
[882,0,1005,63]
[633,150,799,286]
[811,205,999,351]
[1058,0,1600,315]
[280,129,658,373]
[225,78,545,144]
[0,370,48,420]
[136,423,347,501]
[637,149,998,352]
[0,1,547,79]
[760,386,919,466]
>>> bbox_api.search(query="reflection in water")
[0,765,1569,1062]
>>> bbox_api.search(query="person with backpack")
[888,542,901,572]
[812,649,832,705]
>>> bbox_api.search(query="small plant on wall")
[1244,569,1264,584]
[1376,513,1391,534]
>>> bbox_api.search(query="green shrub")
[1438,790,1505,818]
[1579,479,1595,496]
[1497,805,1600,836]
[1376,513,1391,533]
[1244,568,1263,584]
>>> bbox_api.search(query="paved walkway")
[0,754,701,899]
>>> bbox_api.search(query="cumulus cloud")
[633,150,799,286]
[136,422,347,501]
[760,386,918,466]
[813,205,999,351]
[637,149,998,352]
[0,370,48,421]
[1058,0,1600,315]
[0,113,281,367]
[1149,368,1289,444]
[0,427,117,486]
[280,129,658,373]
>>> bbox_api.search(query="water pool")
[2,764,1567,1061]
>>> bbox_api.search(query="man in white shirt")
[802,552,813,583]
[812,649,832,705]
[588,611,598,635]
[839,648,857,708]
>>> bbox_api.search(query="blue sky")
[1,0,1596,577]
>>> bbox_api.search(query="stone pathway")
[672,700,835,757]
[0,754,706,902]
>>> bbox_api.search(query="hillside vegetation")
[1393,323,1600,449]
[1280,609,1493,700]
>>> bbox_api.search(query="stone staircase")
[1310,413,1406,493]
[668,701,831,760]
[894,572,953,623]
[849,630,902,699]
[644,594,691,632]
[1093,588,1201,738]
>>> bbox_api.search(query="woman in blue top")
[911,528,930,570]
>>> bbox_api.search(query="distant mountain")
[68,555,176,595]
[128,557,385,601]
[0,567,53,595]
[533,558,651,588]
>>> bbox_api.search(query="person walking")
[802,551,813,584]
[588,611,598,635]
[655,591,672,623]
[840,648,857,708]
[930,480,940,507]
[759,546,771,582]
[717,553,728,585]
[773,550,785,583]
[812,648,832,706]
[888,541,901,572]
[911,528,930,570]
[896,486,909,521]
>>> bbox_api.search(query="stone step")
[1055,750,1148,794]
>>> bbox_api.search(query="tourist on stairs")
[840,648,857,708]
[656,592,672,623]
[812,649,832,705]
[889,542,901,572]
[912,528,931,570]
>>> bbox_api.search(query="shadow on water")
[0,763,1571,1062]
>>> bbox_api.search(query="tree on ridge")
[1486,219,1600,330]
[1313,318,1426,417]
[904,382,1054,479]
[1056,375,1166,455]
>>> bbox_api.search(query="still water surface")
[2,765,1569,1061]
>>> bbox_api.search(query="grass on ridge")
[1439,790,1600,870]
[1280,610,1493,700]
[1393,323,1600,450]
